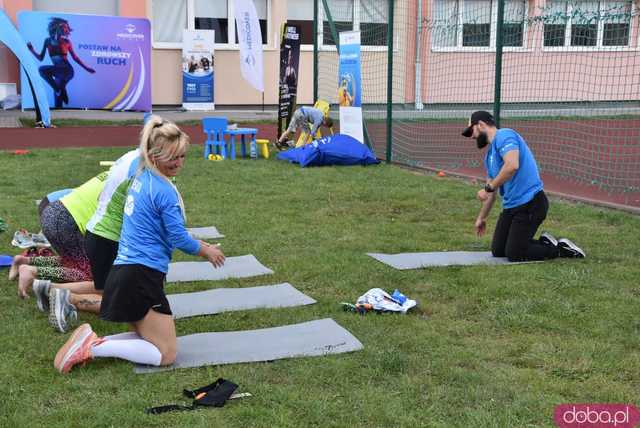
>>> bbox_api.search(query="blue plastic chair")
[202,117,228,159]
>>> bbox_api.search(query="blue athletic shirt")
[484,128,543,209]
[114,168,200,273]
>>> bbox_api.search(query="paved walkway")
[0,106,279,128]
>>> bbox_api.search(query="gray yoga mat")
[187,226,224,239]
[367,251,535,270]
[167,255,273,282]
[135,318,363,373]
[168,283,316,319]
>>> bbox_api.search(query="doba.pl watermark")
[554,404,640,428]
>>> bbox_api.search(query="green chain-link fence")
[314,0,640,209]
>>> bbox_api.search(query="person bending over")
[277,105,332,150]
[461,111,585,261]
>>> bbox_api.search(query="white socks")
[103,332,141,341]
[92,333,162,366]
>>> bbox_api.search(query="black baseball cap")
[461,111,495,137]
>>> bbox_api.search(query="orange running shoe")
[54,323,100,374]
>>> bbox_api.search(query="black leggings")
[491,191,559,262]
[39,61,74,108]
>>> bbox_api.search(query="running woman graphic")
[27,17,95,108]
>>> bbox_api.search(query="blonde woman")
[53,116,225,373]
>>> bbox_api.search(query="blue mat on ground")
[134,318,363,373]
[277,134,379,167]
[0,255,13,268]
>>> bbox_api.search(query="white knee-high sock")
[103,332,141,341]
[91,339,162,366]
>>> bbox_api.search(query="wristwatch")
[484,183,496,193]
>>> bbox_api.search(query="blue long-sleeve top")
[114,168,200,273]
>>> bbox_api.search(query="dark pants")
[491,191,558,262]
[39,62,74,108]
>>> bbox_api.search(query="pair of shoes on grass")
[540,231,585,258]
[11,230,51,249]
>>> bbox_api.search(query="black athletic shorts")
[100,264,171,323]
[85,230,119,291]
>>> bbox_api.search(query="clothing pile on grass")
[342,288,417,314]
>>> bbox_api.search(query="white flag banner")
[234,0,264,92]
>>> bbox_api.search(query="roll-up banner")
[182,29,215,111]
[338,31,363,143]
[277,24,301,139]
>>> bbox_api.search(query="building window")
[462,0,492,47]
[234,0,268,45]
[322,0,354,46]
[151,0,270,47]
[360,0,388,46]
[153,0,187,44]
[543,0,633,48]
[194,0,229,44]
[287,0,315,45]
[503,0,525,46]
[320,0,390,47]
[432,0,527,49]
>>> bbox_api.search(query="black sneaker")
[539,231,558,247]
[557,238,585,258]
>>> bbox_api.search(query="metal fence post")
[313,0,318,102]
[494,0,505,127]
[386,0,394,163]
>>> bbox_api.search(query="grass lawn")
[0,145,639,427]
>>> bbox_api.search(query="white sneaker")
[31,232,51,248]
[558,238,586,258]
[48,288,78,333]
[32,279,51,312]
[540,231,558,247]
[11,230,34,249]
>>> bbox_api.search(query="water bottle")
[250,138,258,159]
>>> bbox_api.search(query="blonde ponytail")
[137,115,190,218]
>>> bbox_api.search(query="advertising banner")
[182,29,215,111]
[277,24,301,139]
[19,11,151,111]
[234,0,264,92]
[338,31,363,143]
[0,10,50,126]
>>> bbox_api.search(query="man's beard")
[476,132,489,149]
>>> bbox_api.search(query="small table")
[224,128,258,159]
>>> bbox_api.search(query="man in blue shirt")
[461,111,585,261]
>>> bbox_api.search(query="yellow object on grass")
[256,139,270,159]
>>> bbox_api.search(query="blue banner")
[338,31,361,107]
[182,29,215,111]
